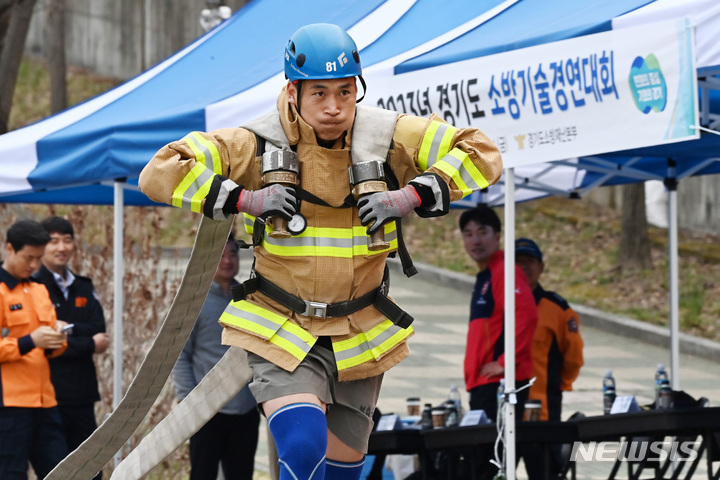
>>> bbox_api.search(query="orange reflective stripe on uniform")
[243,214,398,257]
[220,300,315,360]
[418,121,489,197]
[171,163,215,212]
[333,320,414,371]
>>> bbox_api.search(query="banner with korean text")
[364,18,698,168]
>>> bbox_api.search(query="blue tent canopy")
[0,0,718,205]
[396,0,657,74]
[5,3,715,474]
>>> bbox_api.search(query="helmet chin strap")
[357,75,367,103]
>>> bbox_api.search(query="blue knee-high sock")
[325,458,366,480]
[268,403,327,480]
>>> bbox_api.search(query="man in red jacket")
[460,205,537,422]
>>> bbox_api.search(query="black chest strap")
[250,132,416,277]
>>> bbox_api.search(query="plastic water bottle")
[446,403,459,427]
[658,382,673,409]
[654,364,668,404]
[655,364,673,409]
[497,379,505,421]
[602,370,616,415]
[447,384,463,424]
[448,384,462,408]
[420,403,434,430]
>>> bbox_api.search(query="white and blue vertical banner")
[364,17,698,168]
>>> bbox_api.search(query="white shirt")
[51,268,76,301]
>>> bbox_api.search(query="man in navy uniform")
[36,217,108,479]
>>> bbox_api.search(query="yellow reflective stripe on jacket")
[171,163,215,212]
[242,214,397,257]
[243,213,255,234]
[433,147,490,197]
[220,300,315,360]
[182,132,223,174]
[418,121,457,171]
[334,320,414,371]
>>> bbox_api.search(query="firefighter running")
[139,23,503,480]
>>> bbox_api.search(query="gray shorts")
[247,341,383,453]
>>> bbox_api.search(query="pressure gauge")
[287,213,307,235]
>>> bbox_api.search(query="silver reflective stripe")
[441,151,483,191]
[181,168,214,211]
[426,123,451,168]
[334,324,404,363]
[260,228,397,249]
[224,303,279,333]
[273,327,313,356]
[265,234,353,249]
[187,133,221,174]
[223,303,312,355]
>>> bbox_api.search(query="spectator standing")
[515,237,583,480]
[460,206,537,421]
[35,217,108,480]
[515,237,583,422]
[173,237,260,480]
[0,219,68,480]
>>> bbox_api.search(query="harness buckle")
[303,301,329,318]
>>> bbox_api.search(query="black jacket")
[34,265,106,405]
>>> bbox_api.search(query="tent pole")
[113,180,125,467]
[504,168,516,480]
[668,183,680,390]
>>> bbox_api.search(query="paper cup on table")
[406,397,421,416]
[431,409,446,428]
[524,399,541,421]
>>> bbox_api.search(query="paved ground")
[248,260,720,479]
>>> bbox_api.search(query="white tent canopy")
[2,1,720,478]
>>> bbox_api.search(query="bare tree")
[618,182,652,268]
[0,0,37,134]
[0,1,12,43]
[46,0,66,113]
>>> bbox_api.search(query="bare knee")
[327,429,364,463]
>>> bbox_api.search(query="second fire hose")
[349,160,390,251]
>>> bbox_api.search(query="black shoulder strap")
[383,150,417,277]
[255,134,266,157]
[249,133,416,277]
[233,134,270,251]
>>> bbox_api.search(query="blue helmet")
[284,23,362,82]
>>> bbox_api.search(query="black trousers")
[0,407,68,480]
[189,409,261,480]
[58,403,101,480]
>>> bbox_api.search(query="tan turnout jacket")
[139,87,502,381]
